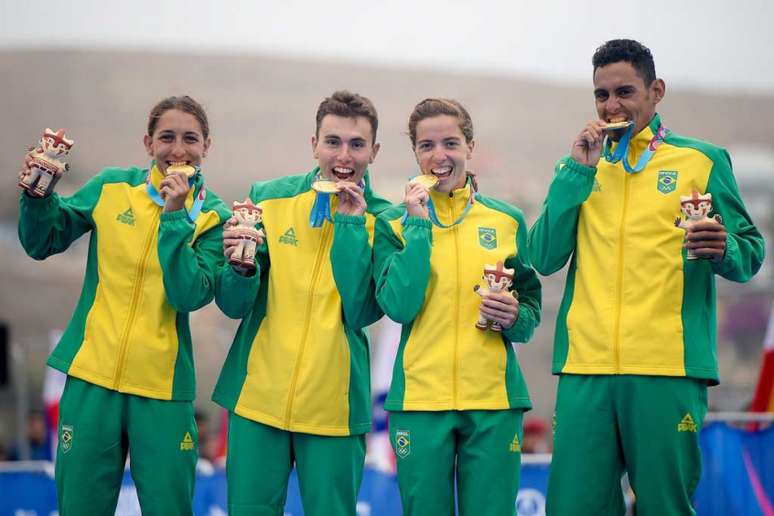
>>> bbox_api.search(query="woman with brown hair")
[18,95,229,515]
[373,98,542,515]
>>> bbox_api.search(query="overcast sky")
[2,0,773,93]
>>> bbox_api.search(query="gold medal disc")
[410,175,439,189]
[604,120,633,131]
[166,164,197,177]
[311,179,341,194]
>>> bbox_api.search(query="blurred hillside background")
[1,0,772,451]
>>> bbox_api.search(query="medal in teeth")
[311,179,341,194]
[166,162,196,177]
[410,175,439,189]
[604,119,633,131]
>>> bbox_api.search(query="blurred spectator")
[194,410,218,463]
[522,417,551,454]
[8,411,52,461]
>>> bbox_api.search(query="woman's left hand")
[160,173,191,212]
[479,290,520,330]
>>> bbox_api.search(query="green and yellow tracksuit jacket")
[18,165,229,400]
[373,183,542,411]
[529,114,765,383]
[213,168,391,436]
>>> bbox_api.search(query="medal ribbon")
[308,172,366,228]
[603,123,667,174]
[401,176,476,228]
[145,163,205,222]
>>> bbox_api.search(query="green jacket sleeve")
[528,157,596,275]
[706,150,765,282]
[502,219,542,343]
[18,174,103,260]
[214,182,269,319]
[157,209,225,312]
[215,262,263,319]
[373,214,433,324]
[330,213,383,330]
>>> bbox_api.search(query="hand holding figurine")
[227,199,265,275]
[19,128,74,197]
[474,261,516,332]
[479,290,519,330]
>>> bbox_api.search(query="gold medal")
[409,174,439,189]
[311,179,341,194]
[166,164,196,177]
[604,120,633,131]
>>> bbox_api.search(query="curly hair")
[592,39,656,86]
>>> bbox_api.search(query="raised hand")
[336,181,367,216]
[159,173,191,212]
[404,182,430,219]
[570,120,608,168]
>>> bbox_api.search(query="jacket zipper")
[451,194,461,408]
[284,222,333,428]
[612,173,631,373]
[113,209,160,389]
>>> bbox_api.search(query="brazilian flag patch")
[657,170,678,194]
[395,430,411,458]
[61,425,73,453]
[478,227,497,250]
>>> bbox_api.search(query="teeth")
[333,167,354,175]
[432,167,452,176]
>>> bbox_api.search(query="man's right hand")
[223,216,265,260]
[570,120,608,168]
[18,152,35,186]
[223,217,242,259]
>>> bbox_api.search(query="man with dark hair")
[213,90,391,515]
[530,39,764,514]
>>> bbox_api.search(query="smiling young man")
[213,90,391,516]
[529,40,764,515]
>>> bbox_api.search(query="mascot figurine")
[229,198,265,274]
[675,189,722,260]
[20,128,74,198]
[473,260,515,332]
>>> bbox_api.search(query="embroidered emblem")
[279,227,298,246]
[478,227,497,250]
[677,413,698,433]
[657,171,678,194]
[509,433,521,453]
[395,430,411,459]
[180,431,195,451]
[61,425,73,453]
[116,207,135,226]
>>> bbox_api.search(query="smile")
[431,166,453,179]
[332,167,355,181]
